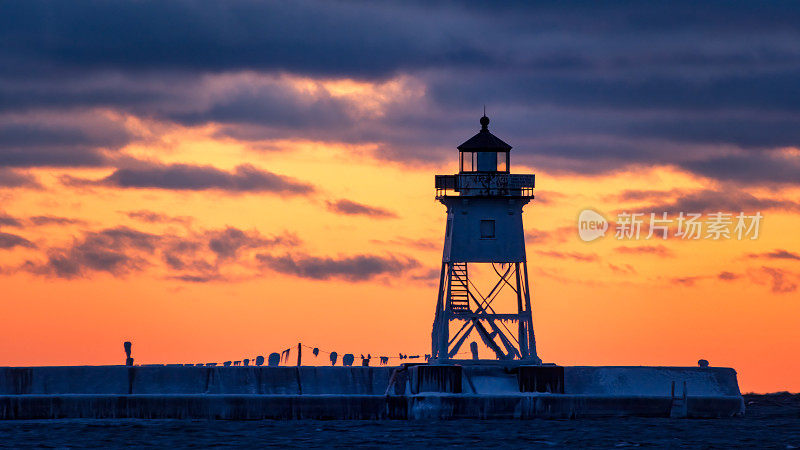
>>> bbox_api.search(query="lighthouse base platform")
[0,365,744,419]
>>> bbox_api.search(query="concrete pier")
[0,365,744,419]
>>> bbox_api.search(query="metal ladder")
[449,263,471,312]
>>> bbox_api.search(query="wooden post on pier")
[297,343,302,366]
[124,341,133,366]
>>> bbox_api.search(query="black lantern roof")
[456,115,512,152]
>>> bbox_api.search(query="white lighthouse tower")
[432,114,540,363]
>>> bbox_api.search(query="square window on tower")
[480,219,496,239]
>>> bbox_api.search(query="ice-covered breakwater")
[0,365,744,419]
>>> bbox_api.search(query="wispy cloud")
[21,225,299,281]
[0,213,86,228]
[28,216,87,226]
[671,267,797,293]
[614,244,674,257]
[27,226,159,278]
[535,250,598,262]
[717,271,740,281]
[206,227,300,261]
[0,168,40,188]
[747,249,800,261]
[256,252,419,282]
[370,237,438,250]
[0,212,22,227]
[125,210,193,227]
[326,199,397,218]
[0,232,35,250]
[608,263,637,275]
[759,266,798,293]
[65,163,315,195]
[671,276,706,286]
[525,226,573,244]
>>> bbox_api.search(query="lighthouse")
[432,114,540,363]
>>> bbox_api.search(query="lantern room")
[457,115,511,173]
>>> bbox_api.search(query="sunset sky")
[1,1,799,393]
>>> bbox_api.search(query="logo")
[578,209,609,242]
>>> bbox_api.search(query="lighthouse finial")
[480,106,490,131]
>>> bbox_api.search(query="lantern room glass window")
[460,151,475,172]
[497,151,508,172]
[460,151,509,173]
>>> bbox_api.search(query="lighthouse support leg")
[432,262,449,361]
[515,262,530,358]
[522,261,540,363]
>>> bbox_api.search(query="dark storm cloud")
[0,232,35,249]
[681,153,800,185]
[0,143,105,168]
[0,0,484,78]
[428,70,800,116]
[5,1,800,77]
[0,116,132,168]
[0,121,125,149]
[170,82,352,130]
[447,108,800,181]
[326,199,397,218]
[2,1,800,184]
[67,162,315,194]
[617,189,800,214]
[256,253,419,282]
[0,71,191,114]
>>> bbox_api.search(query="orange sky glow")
[1,73,799,394]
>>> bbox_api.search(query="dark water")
[1,417,799,448]
[1,395,798,448]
